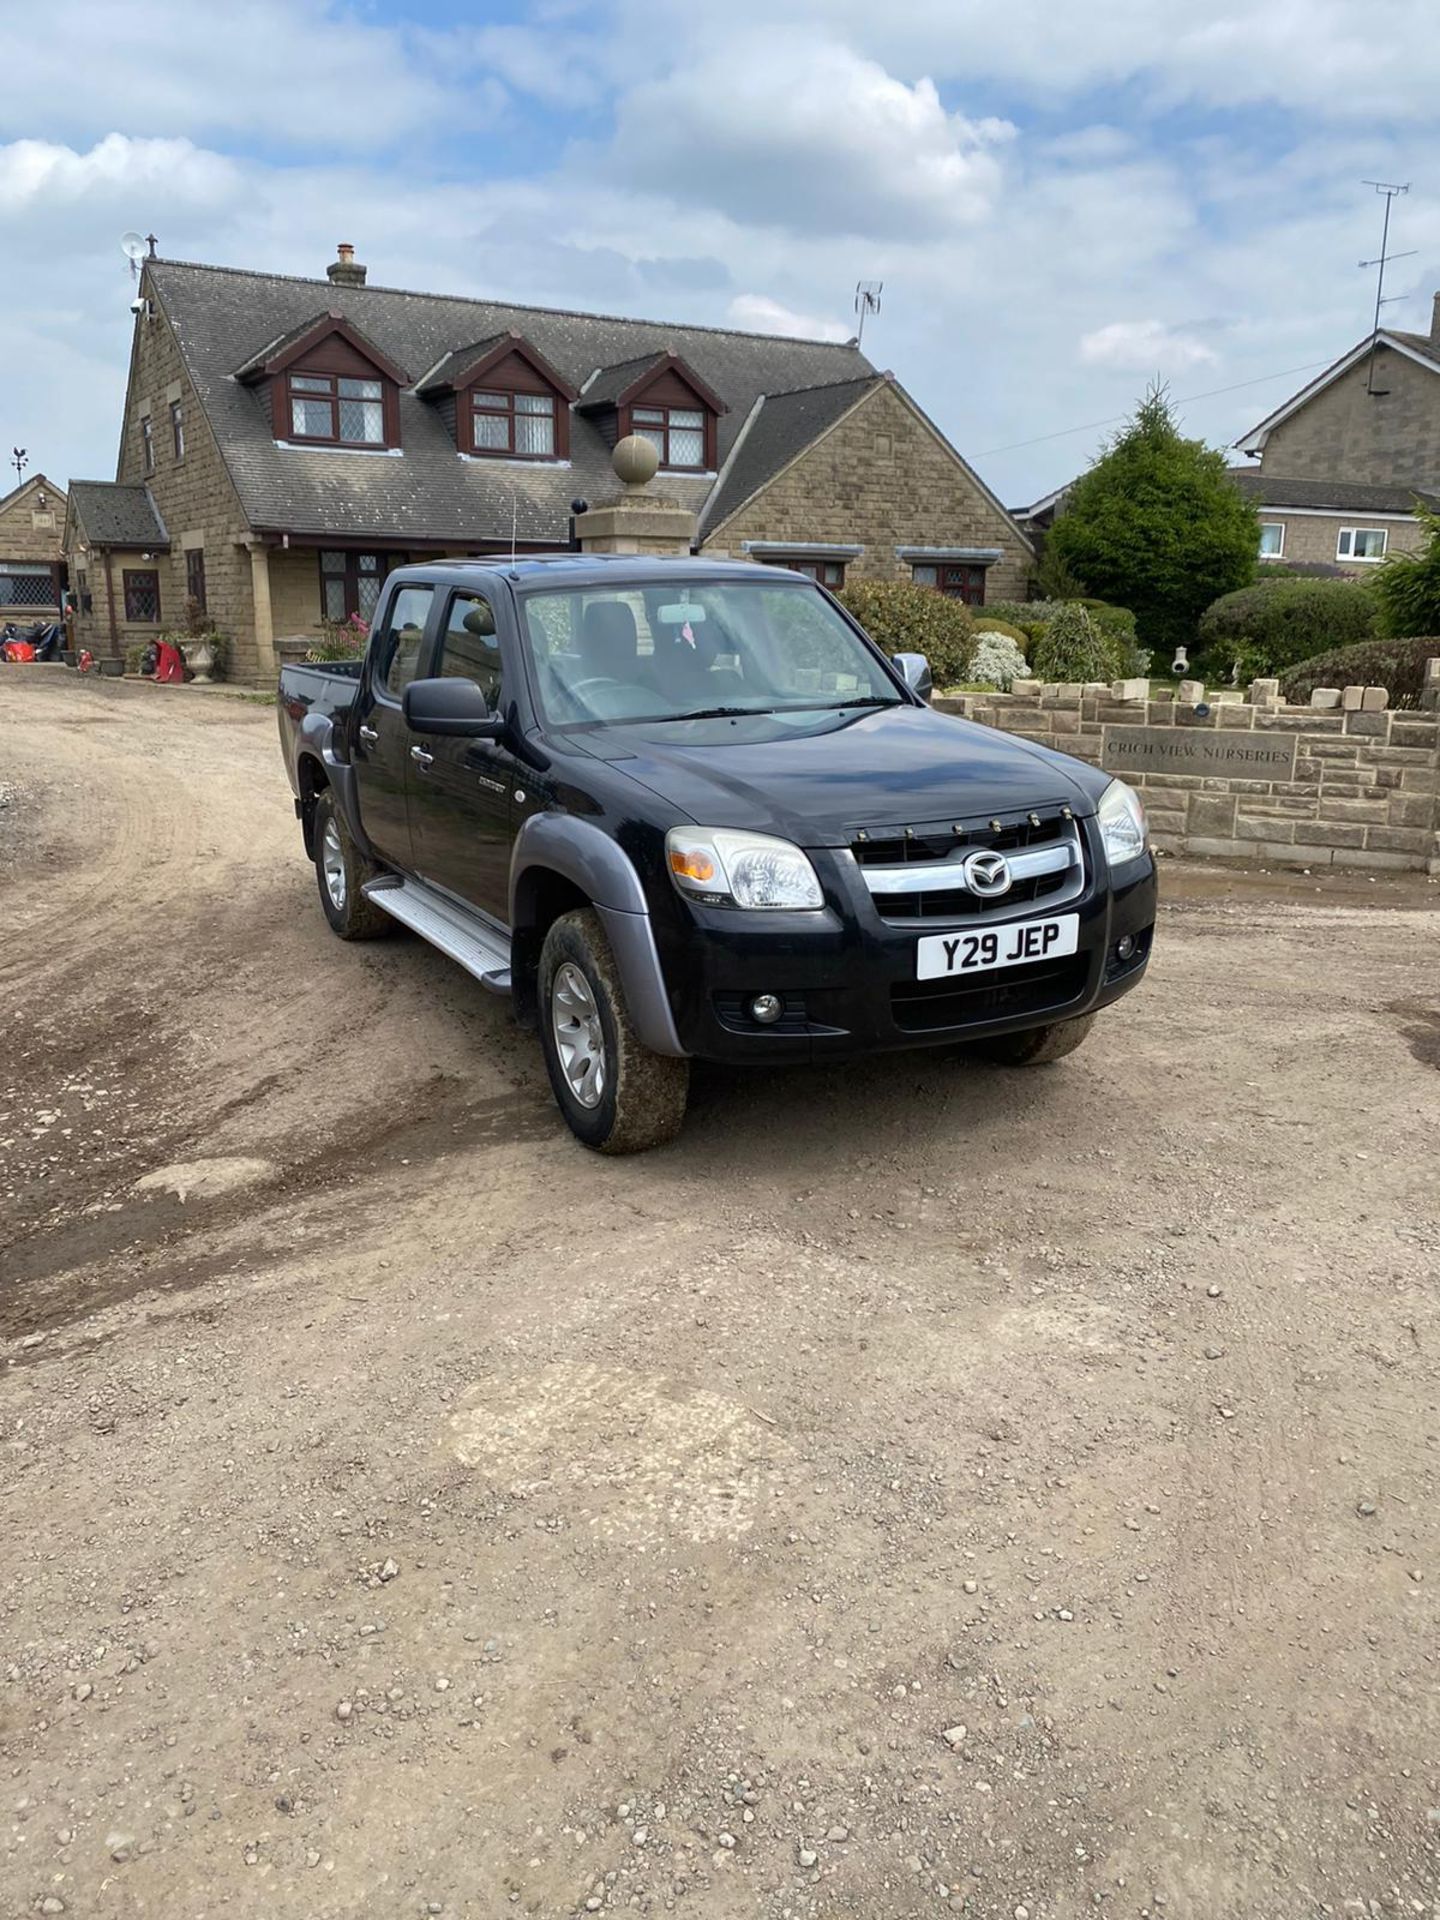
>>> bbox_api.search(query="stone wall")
[939,666,1440,874]
[0,477,66,616]
[704,380,1032,603]
[1258,339,1440,488]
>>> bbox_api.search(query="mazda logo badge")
[963,849,1012,897]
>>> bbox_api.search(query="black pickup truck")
[278,557,1155,1151]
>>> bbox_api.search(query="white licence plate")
[916,913,1080,981]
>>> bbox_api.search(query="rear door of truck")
[351,578,439,869]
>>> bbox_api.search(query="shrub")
[983,599,1060,644]
[1279,636,1440,711]
[982,599,1141,675]
[1047,385,1259,653]
[968,632,1031,691]
[965,615,1028,647]
[836,580,973,685]
[307,612,370,662]
[1196,576,1378,679]
[1031,603,1109,683]
[1373,501,1440,637]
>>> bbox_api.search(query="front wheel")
[539,909,689,1153]
[971,1013,1096,1065]
[312,790,394,940]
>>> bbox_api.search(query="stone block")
[1293,820,1367,849]
[1390,794,1436,827]
[1177,679,1205,704]
[1184,836,1245,859]
[1344,711,1389,737]
[1324,797,1391,824]
[1392,719,1439,749]
[1257,710,1343,731]
[1342,685,1364,710]
[1010,679,1042,697]
[1365,825,1431,853]
[1361,686,1389,711]
[1174,704,1218,728]
[1247,677,1280,705]
[1049,708,1081,733]
[1311,739,1360,760]
[1236,815,1293,842]
[1309,687,1342,709]
[1333,847,1426,871]
[1188,793,1238,837]
[1402,768,1437,790]
[1144,702,1175,726]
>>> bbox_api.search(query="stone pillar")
[575,434,696,558]
[246,541,278,682]
[1423,656,1440,713]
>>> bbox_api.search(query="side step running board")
[362,876,512,995]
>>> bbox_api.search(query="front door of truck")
[352,580,437,869]
[406,586,516,923]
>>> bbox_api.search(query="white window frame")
[1258,522,1285,559]
[1337,526,1387,563]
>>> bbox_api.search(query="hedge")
[836,580,973,685]
[1197,577,1378,679]
[983,599,1141,677]
[1031,604,1110,684]
[1278,636,1440,711]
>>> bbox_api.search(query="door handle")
[358,724,378,744]
[410,745,434,768]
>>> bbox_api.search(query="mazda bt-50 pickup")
[278,557,1155,1151]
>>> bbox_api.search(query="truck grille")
[853,808,1085,927]
[891,955,1089,1034]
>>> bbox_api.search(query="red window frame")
[629,404,708,472]
[913,562,986,607]
[468,388,558,459]
[286,371,389,447]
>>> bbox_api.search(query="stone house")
[1233,293,1440,574]
[0,473,67,621]
[67,246,1032,681]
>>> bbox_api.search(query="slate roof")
[701,375,882,532]
[67,481,170,548]
[1227,468,1440,514]
[147,259,876,546]
[1387,329,1440,372]
[577,352,670,409]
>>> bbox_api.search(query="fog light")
[750,993,784,1025]
[1116,934,1136,962]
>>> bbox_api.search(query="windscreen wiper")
[814,695,902,710]
[651,705,771,722]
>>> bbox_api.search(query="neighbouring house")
[1233,292,1440,574]
[0,473,67,622]
[67,245,1033,679]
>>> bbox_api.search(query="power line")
[978,357,1337,458]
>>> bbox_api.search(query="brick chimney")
[1431,290,1440,343]
[326,243,367,288]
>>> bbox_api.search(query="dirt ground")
[2,669,1438,1920]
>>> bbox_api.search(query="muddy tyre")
[539,908,689,1153]
[973,1013,1096,1065]
[313,789,394,940]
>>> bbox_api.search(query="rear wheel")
[313,789,393,940]
[972,1013,1096,1065]
[539,909,689,1153]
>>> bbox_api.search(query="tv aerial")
[854,280,883,348]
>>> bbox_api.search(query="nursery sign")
[1101,727,1297,782]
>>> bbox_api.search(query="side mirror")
[892,651,933,702]
[402,676,503,739]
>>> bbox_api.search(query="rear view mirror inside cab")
[657,603,707,625]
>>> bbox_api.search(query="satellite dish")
[120,231,147,262]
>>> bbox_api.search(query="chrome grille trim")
[853,818,1088,928]
[858,837,1075,897]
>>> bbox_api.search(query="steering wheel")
[569,676,628,698]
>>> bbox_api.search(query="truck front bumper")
[653,838,1157,1067]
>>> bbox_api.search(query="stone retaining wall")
[938,662,1440,874]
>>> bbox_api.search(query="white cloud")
[1079,320,1220,373]
[0,135,238,212]
[726,294,852,342]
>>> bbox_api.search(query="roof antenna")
[1358,181,1414,395]
[854,280,883,349]
[510,492,518,566]
[119,231,147,285]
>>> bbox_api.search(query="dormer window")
[631,405,705,471]
[471,388,558,458]
[233,309,407,453]
[289,372,386,446]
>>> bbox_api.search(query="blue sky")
[3,0,1438,506]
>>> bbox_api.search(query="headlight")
[666,827,824,910]
[1097,778,1148,866]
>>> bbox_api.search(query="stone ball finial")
[613,433,659,489]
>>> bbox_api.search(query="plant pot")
[187,640,216,683]
[98,659,124,677]
[61,649,76,667]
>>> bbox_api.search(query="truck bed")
[277,658,362,789]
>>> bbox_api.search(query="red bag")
[2,640,36,663]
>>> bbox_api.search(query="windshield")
[517,578,902,728]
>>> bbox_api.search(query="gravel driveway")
[2,670,1438,1920]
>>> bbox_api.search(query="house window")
[1258,523,1285,558]
[170,399,185,461]
[0,562,55,608]
[123,569,161,622]
[760,556,847,587]
[186,547,207,613]
[320,549,389,622]
[631,405,706,470]
[140,416,155,474]
[1337,526,1387,562]
[470,389,557,458]
[912,562,986,607]
[288,373,385,446]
